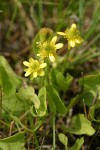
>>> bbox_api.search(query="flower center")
[30,61,40,71]
[43,42,55,52]
[65,28,80,39]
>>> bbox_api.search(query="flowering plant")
[57,24,83,49]
[1,23,96,150]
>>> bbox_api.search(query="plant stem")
[29,115,40,150]
[62,49,70,73]
[53,116,56,150]
[0,85,2,119]
[44,58,50,86]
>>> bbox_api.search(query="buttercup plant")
[23,24,95,150]
[23,24,83,149]
[0,0,99,149]
[0,22,96,150]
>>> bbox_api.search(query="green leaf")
[79,73,100,106]
[0,132,26,150]
[79,92,94,106]
[51,69,73,92]
[0,56,24,116]
[58,133,68,149]
[2,94,25,116]
[17,86,40,109]
[47,85,67,115]
[0,55,21,97]
[3,86,40,116]
[36,87,47,116]
[66,114,95,136]
[89,101,100,122]
[68,137,84,150]
[47,93,56,114]
[58,133,84,150]
[56,73,73,92]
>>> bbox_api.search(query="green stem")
[62,49,70,73]
[6,5,17,39]
[29,115,40,150]
[44,58,50,86]
[53,116,56,150]
[0,85,2,119]
[79,0,84,34]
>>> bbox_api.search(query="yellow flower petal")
[71,23,76,29]
[49,54,55,62]
[25,69,32,76]
[70,40,75,47]
[23,61,30,67]
[39,71,45,76]
[57,32,66,36]
[51,36,57,44]
[37,54,40,56]
[29,58,34,63]
[75,39,81,44]
[33,72,37,78]
[40,63,47,68]
[55,43,63,49]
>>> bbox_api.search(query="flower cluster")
[23,36,63,79]
[23,24,83,80]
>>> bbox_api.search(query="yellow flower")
[37,36,63,62]
[23,58,46,80]
[57,23,83,49]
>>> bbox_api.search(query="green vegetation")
[0,0,100,149]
